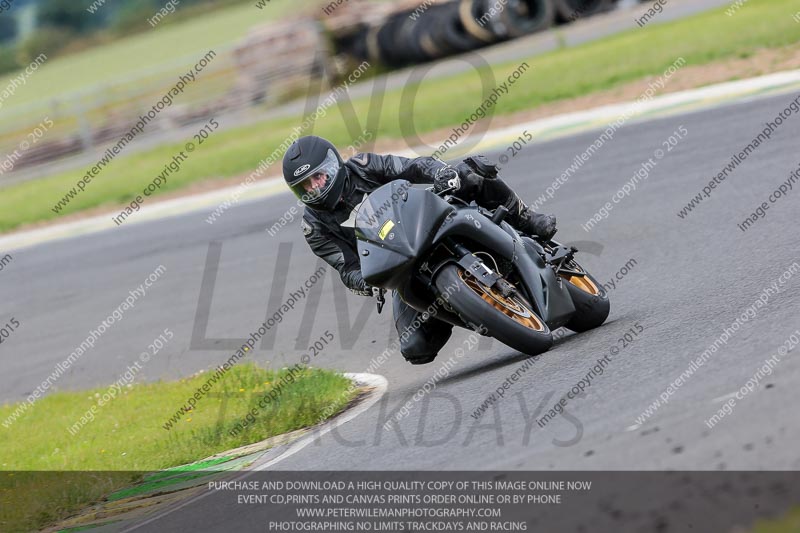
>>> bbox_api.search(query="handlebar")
[428,175,462,197]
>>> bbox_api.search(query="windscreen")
[354,182,412,243]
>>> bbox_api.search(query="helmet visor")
[289,149,341,205]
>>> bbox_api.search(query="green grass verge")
[0,2,302,111]
[751,507,800,533]
[2,0,799,232]
[0,363,356,532]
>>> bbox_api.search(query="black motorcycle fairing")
[354,182,579,330]
[428,207,575,327]
[431,205,517,261]
[356,181,453,289]
[521,237,575,329]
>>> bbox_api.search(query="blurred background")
[0,0,796,245]
[0,0,643,185]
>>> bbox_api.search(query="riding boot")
[471,169,558,240]
[504,195,558,240]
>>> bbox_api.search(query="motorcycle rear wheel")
[434,263,553,356]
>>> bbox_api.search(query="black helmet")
[282,136,346,212]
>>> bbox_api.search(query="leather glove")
[343,269,373,296]
[433,167,461,194]
[453,165,484,198]
[460,155,498,179]
[344,270,383,297]
[351,286,382,297]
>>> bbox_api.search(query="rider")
[282,135,557,365]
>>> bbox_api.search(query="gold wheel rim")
[563,266,601,295]
[458,270,545,332]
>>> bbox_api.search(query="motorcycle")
[353,179,610,356]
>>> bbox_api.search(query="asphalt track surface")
[3,89,800,486]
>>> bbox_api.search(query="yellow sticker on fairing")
[378,220,395,240]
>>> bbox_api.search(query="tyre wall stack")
[329,0,617,68]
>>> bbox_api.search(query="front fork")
[539,241,588,283]
[448,241,516,297]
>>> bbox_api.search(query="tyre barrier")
[336,0,618,68]
[552,0,613,24]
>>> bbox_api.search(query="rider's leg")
[481,177,557,239]
[456,156,557,240]
[393,293,453,365]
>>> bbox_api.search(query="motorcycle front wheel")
[434,263,553,356]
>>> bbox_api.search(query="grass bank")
[2,0,799,232]
[0,2,301,111]
[752,507,800,532]
[0,363,356,532]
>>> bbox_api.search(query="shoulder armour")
[350,153,370,166]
